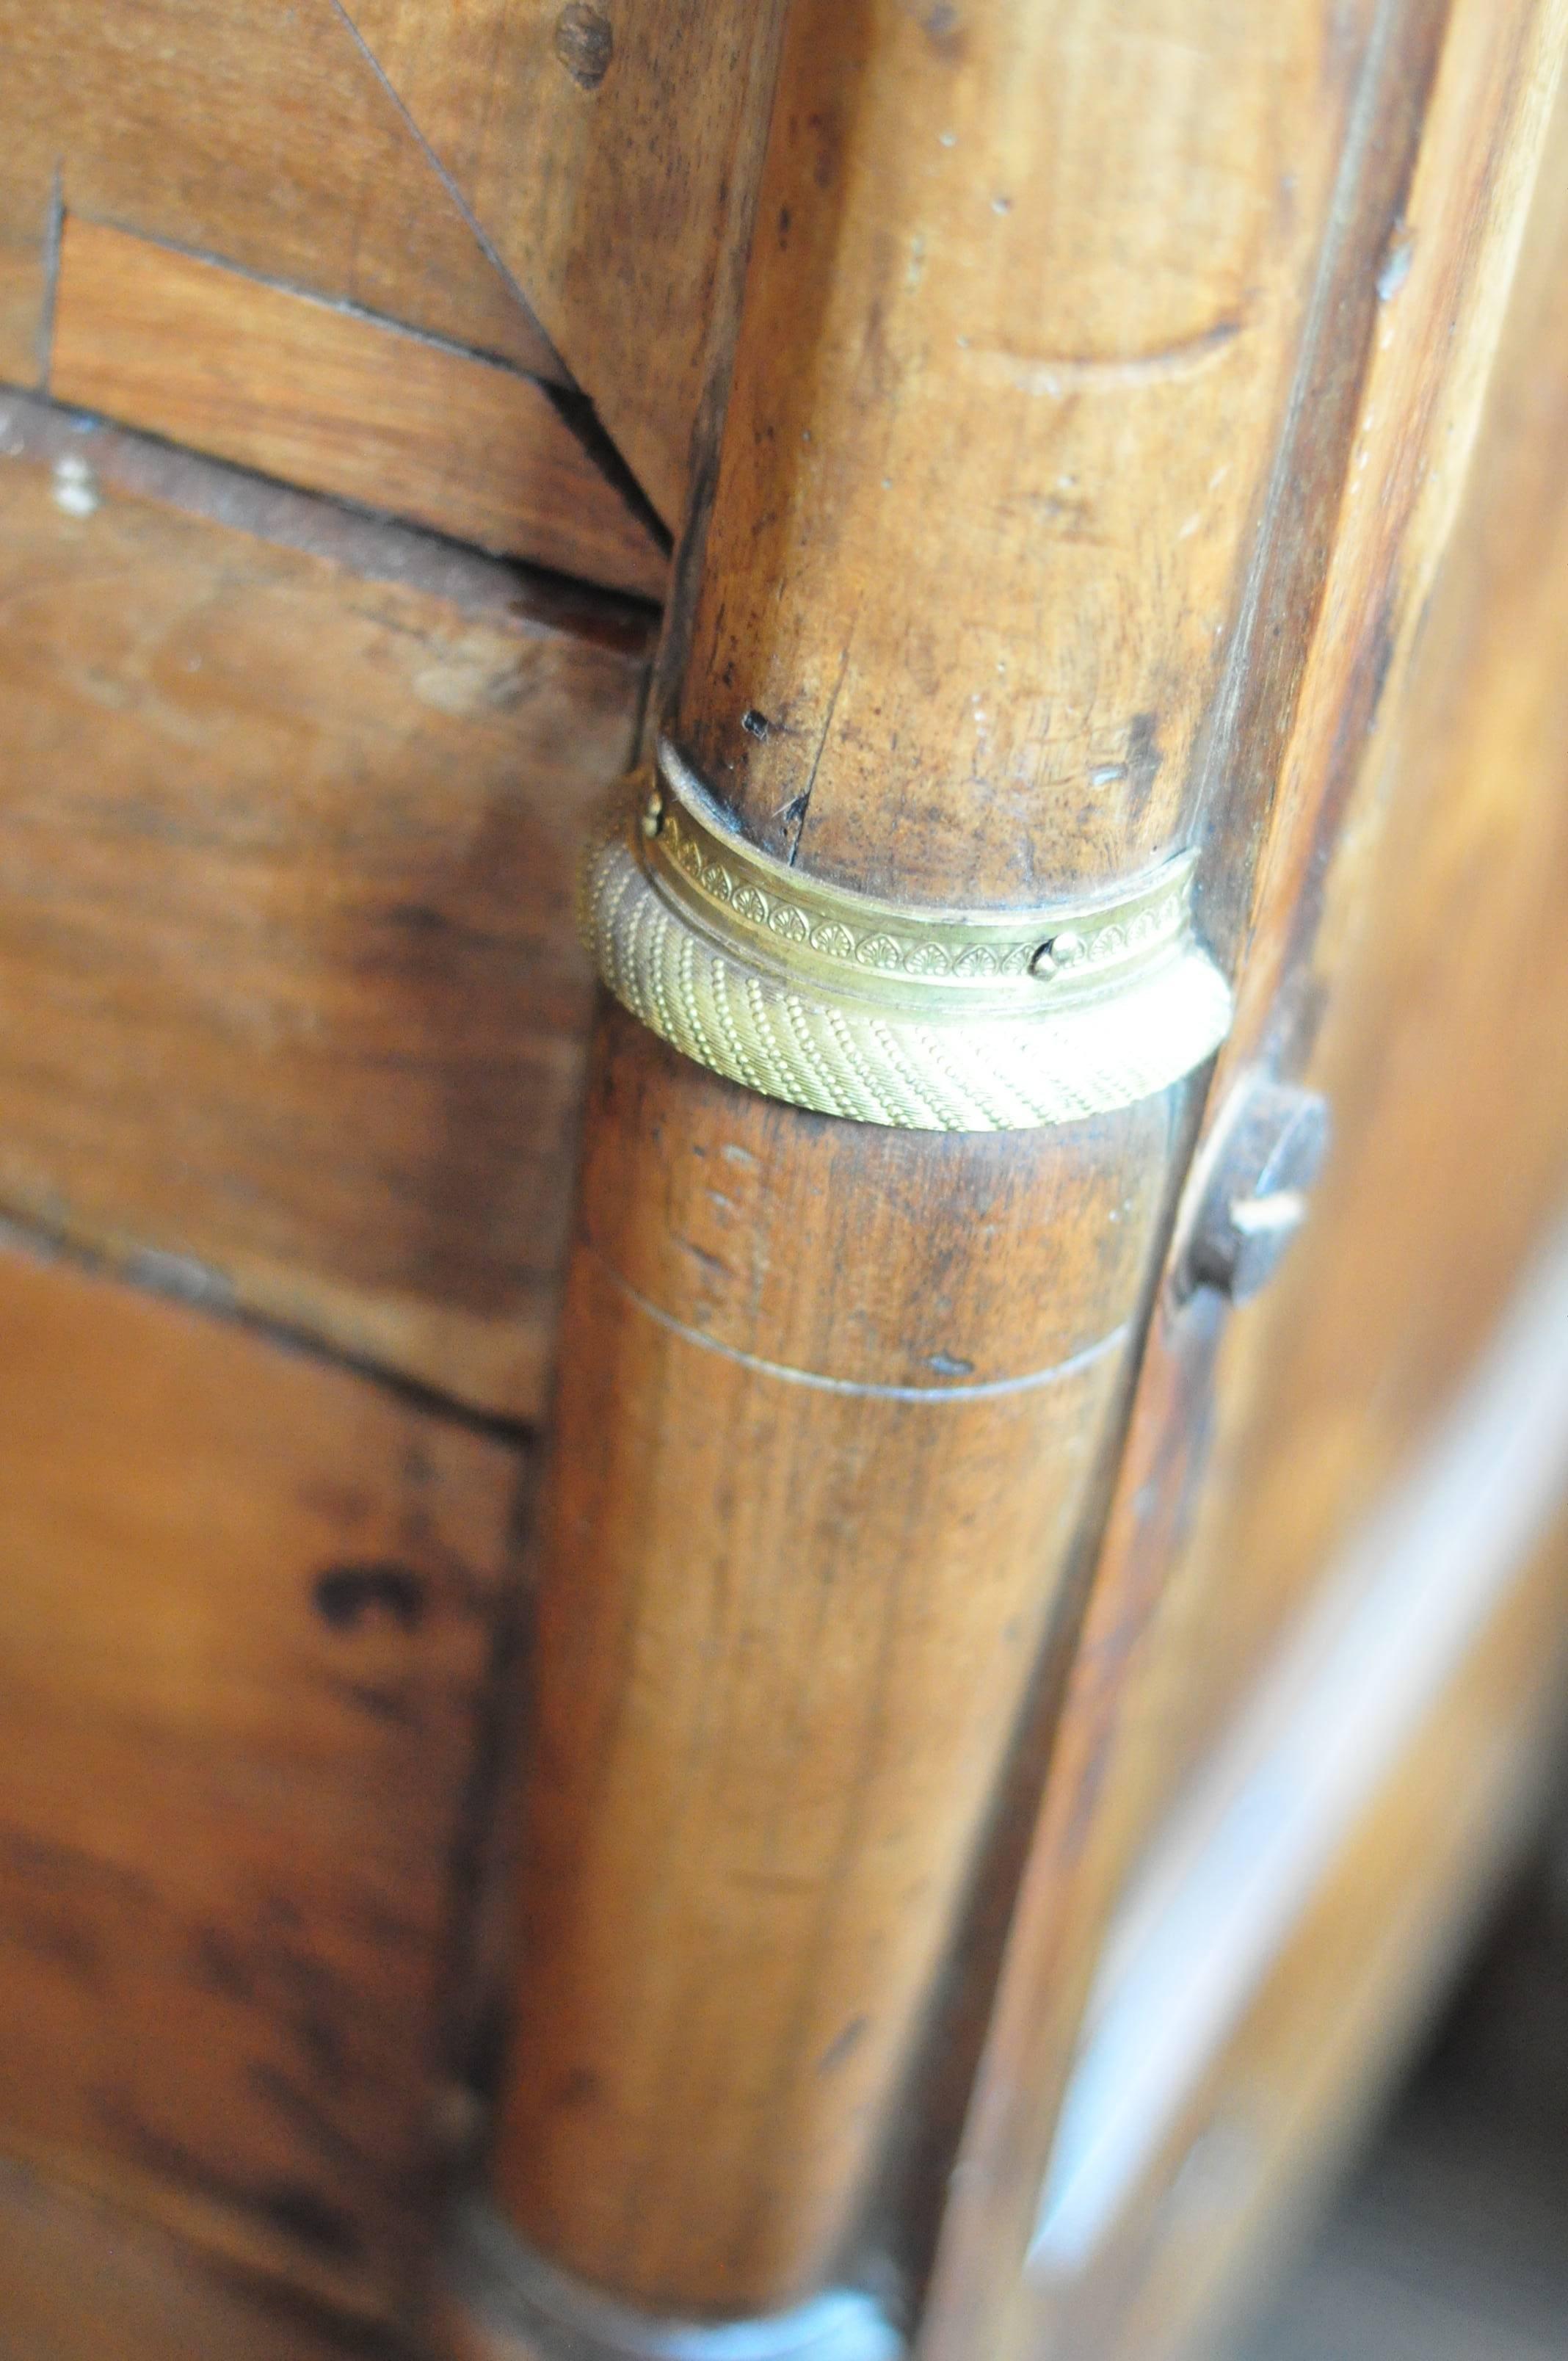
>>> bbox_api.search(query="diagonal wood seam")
[324,0,567,386]
[327,0,672,547]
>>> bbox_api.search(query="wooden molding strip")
[1032,1214,1568,2272]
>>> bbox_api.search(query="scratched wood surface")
[919,10,1568,2354]
[3,3,1567,2355]
[672,0,1380,906]
[0,389,650,1421]
[489,1004,1185,2313]
[0,1230,523,2320]
[49,220,668,601]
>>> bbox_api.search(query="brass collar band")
[579,740,1233,1131]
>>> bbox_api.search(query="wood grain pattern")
[672,0,1379,905]
[0,0,786,533]
[0,2158,404,2361]
[0,0,559,390]
[0,1230,523,2319]
[487,1004,1188,2315]
[1150,0,1568,1766]
[918,10,1568,2351]
[1064,0,1568,1920]
[341,0,789,534]
[0,129,49,389]
[0,390,650,1421]
[1030,1517,1568,2361]
[50,220,668,601]
[470,0,1503,2331]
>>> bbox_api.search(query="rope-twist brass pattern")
[579,741,1233,1131]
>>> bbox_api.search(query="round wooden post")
[448,1,1366,2351]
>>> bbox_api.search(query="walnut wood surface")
[0,0,560,390]
[0,1230,523,2319]
[1147,2,1568,1772]
[0,2157,414,2361]
[1037,1517,1568,2361]
[1,1,1563,2351]
[672,0,1380,907]
[341,0,789,533]
[48,220,667,602]
[488,1005,1186,2313]
[468,0,1553,2332]
[1047,0,1568,1991]
[918,9,1568,2352]
[0,0,782,538]
[0,390,649,1421]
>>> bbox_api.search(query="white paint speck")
[1377,229,1416,303]
[53,452,99,518]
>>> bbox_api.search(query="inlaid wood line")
[37,164,62,386]
[594,1252,1130,1402]
[0,1208,534,1452]
[325,0,567,385]
[47,216,669,595]
[56,207,560,382]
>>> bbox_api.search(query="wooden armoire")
[3,4,1568,2357]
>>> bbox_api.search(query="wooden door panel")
[0,391,650,1420]
[0,1232,523,2319]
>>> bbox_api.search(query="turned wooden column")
[449,4,1379,2353]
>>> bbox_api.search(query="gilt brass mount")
[579,740,1233,1131]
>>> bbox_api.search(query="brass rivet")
[1031,929,1085,978]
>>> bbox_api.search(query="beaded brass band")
[578,741,1233,1131]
